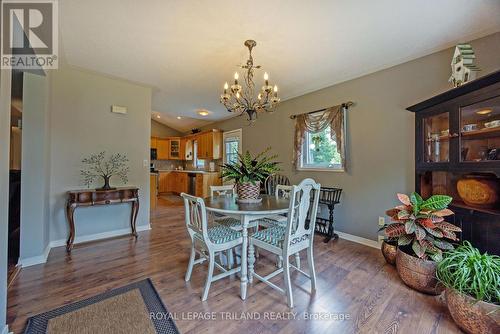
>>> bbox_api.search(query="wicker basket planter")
[237,182,261,203]
[396,247,443,295]
[381,240,397,265]
[445,288,500,334]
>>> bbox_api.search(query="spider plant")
[437,241,500,304]
[220,147,280,185]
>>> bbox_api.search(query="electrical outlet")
[378,235,385,244]
[378,216,385,226]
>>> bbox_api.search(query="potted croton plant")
[437,242,500,334]
[383,192,462,294]
[220,148,280,203]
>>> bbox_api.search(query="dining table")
[204,194,290,300]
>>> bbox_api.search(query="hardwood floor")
[7,198,461,333]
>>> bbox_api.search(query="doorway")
[7,70,23,285]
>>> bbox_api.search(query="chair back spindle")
[265,174,291,195]
[210,185,236,197]
[275,184,293,199]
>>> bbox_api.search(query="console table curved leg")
[66,204,76,252]
[130,200,139,238]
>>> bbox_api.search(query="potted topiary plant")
[220,148,280,203]
[437,242,500,334]
[384,192,462,294]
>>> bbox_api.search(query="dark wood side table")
[66,187,139,252]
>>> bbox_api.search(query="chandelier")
[220,40,280,121]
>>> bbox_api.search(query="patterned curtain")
[293,104,345,169]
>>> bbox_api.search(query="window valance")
[293,104,346,169]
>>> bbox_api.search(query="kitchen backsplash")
[152,160,183,170]
[152,159,221,171]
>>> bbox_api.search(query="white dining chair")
[181,193,243,301]
[209,185,260,267]
[256,184,295,268]
[258,184,293,228]
[209,185,241,229]
[210,185,259,231]
[248,178,321,308]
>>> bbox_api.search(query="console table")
[66,187,139,252]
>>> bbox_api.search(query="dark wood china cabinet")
[408,70,500,255]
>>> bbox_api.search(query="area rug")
[24,278,179,334]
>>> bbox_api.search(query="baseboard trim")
[336,231,379,249]
[50,224,152,248]
[18,242,51,267]
[19,224,151,268]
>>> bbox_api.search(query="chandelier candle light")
[220,40,280,122]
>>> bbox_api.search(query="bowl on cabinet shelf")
[456,175,499,209]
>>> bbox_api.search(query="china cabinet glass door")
[459,95,500,163]
[423,112,450,163]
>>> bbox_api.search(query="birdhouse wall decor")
[448,43,480,88]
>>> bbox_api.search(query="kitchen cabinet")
[169,138,181,160]
[196,131,222,160]
[158,171,188,194]
[158,171,170,193]
[157,138,170,160]
[150,137,158,149]
[173,172,188,194]
[153,130,221,161]
[150,174,157,211]
[195,172,221,197]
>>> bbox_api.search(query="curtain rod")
[289,101,354,119]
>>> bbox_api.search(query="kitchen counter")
[155,170,219,174]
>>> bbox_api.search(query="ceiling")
[59,0,500,131]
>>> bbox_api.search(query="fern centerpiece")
[220,148,280,203]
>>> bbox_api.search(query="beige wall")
[151,119,182,137]
[206,32,500,241]
[49,66,152,242]
[20,73,52,261]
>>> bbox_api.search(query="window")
[222,129,242,185]
[300,125,343,170]
[223,129,242,165]
[225,140,239,164]
[193,141,205,168]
